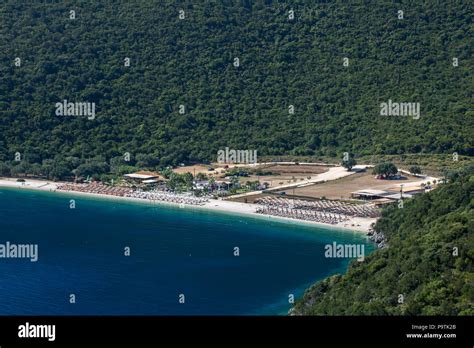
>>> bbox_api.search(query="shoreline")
[0,177,376,233]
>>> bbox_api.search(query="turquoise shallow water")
[0,187,374,315]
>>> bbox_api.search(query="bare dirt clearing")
[241,164,329,187]
[287,172,423,200]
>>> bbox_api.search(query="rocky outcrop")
[368,229,388,249]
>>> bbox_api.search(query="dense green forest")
[292,165,474,315]
[0,0,472,178]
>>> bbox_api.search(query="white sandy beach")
[0,177,59,190]
[0,177,375,233]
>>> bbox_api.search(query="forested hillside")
[292,166,474,315]
[0,0,472,177]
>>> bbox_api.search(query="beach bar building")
[123,171,165,186]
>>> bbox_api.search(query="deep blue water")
[0,187,374,315]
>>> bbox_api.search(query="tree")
[48,161,71,180]
[76,160,109,178]
[373,162,398,177]
[166,173,179,191]
[11,162,32,177]
[135,154,160,168]
[182,172,194,189]
[160,168,174,179]
[409,166,422,175]
[342,156,357,171]
[208,177,216,190]
[30,163,42,177]
[0,162,11,176]
[196,172,207,181]
[113,165,137,175]
[110,156,129,174]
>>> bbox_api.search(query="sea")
[0,187,374,315]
